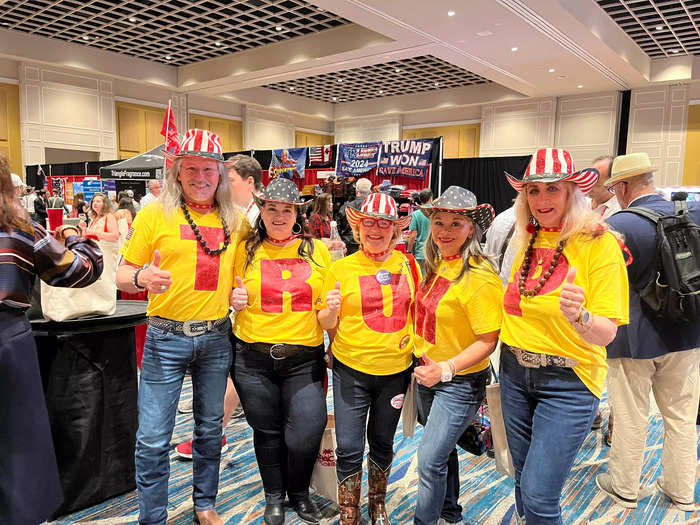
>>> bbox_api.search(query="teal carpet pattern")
[49,377,700,525]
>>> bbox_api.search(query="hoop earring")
[292,222,302,235]
[529,214,538,226]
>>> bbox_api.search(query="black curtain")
[441,156,530,215]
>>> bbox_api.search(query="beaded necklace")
[442,253,462,261]
[265,234,299,245]
[362,247,392,260]
[180,202,231,256]
[518,226,566,297]
[185,201,215,211]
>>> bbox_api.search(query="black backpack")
[620,198,700,323]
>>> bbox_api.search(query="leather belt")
[504,344,578,369]
[148,316,229,337]
[249,342,318,360]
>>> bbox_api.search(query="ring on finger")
[160,285,167,292]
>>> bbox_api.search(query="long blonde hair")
[160,157,240,232]
[512,181,610,253]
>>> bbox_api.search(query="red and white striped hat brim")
[346,193,411,230]
[505,147,599,194]
[163,128,224,162]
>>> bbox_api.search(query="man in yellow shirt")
[116,129,249,525]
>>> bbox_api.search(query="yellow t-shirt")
[501,230,629,398]
[121,203,249,321]
[319,250,417,375]
[233,238,331,346]
[414,257,503,374]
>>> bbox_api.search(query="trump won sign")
[378,139,433,179]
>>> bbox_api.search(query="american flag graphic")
[308,145,331,166]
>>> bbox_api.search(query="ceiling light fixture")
[655,25,663,30]
[82,35,90,40]
[511,46,518,52]
[548,68,555,73]
[339,98,345,102]
[289,87,295,91]
[337,78,343,83]
[447,11,455,16]
[332,97,337,101]
[275,25,283,31]
[215,41,222,47]
[378,90,383,94]
[128,17,137,23]
[165,55,172,61]
[434,82,440,87]
[395,68,401,73]
[672,49,680,53]
[577,84,583,88]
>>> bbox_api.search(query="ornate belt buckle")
[183,320,207,337]
[269,343,287,360]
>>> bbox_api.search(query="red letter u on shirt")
[358,273,411,333]
[415,276,451,344]
[260,258,313,313]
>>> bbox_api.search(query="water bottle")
[329,220,344,261]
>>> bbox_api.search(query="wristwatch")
[439,361,453,382]
[576,307,592,327]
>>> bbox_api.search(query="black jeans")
[333,357,412,481]
[233,341,327,504]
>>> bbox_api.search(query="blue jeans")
[233,341,327,504]
[414,369,489,525]
[136,323,232,525]
[333,358,412,481]
[500,347,598,525]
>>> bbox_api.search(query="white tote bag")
[41,238,118,321]
[310,414,338,503]
[486,382,515,478]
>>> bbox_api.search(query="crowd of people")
[2,131,698,525]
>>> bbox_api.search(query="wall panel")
[480,98,556,157]
[0,82,21,174]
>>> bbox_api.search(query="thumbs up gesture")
[230,275,248,311]
[326,282,342,313]
[140,250,173,294]
[414,353,443,388]
[559,266,585,323]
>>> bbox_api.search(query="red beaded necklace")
[362,247,392,260]
[442,253,462,261]
[518,226,566,297]
[265,234,299,245]
[186,201,216,211]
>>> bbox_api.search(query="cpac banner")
[377,139,433,179]
[336,142,381,177]
[269,148,307,179]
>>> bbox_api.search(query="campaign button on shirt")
[376,269,392,285]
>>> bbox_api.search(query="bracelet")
[133,265,147,290]
[447,358,457,376]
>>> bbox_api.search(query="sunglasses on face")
[360,218,393,229]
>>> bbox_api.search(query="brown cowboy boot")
[367,457,391,525]
[338,471,363,525]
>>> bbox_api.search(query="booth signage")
[377,139,433,179]
[270,148,306,179]
[337,142,381,177]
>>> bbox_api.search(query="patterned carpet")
[49,376,700,525]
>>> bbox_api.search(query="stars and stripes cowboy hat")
[163,128,225,163]
[419,185,495,232]
[505,147,599,194]
[253,178,312,210]
[346,192,411,230]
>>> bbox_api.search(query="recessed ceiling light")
[378,90,383,94]
[447,11,455,16]
[558,75,568,79]
[434,82,440,87]
[128,17,137,23]
[548,68,555,73]
[339,98,346,102]
[165,55,172,61]
[672,49,680,53]
[395,68,401,73]
[215,41,222,47]
[655,25,663,30]
[577,84,583,88]
[337,78,343,83]
[288,86,295,91]
[275,25,283,31]
[511,46,518,52]
[82,35,90,41]
[332,97,337,101]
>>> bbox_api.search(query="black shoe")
[290,497,322,524]
[264,502,285,525]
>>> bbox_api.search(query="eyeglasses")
[360,218,393,229]
[607,181,626,195]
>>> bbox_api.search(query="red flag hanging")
[161,101,180,168]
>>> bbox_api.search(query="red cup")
[47,208,63,231]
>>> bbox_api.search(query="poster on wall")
[377,139,433,179]
[269,148,307,179]
[336,142,381,177]
[82,179,103,204]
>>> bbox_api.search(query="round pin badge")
[376,269,392,285]
[399,335,410,349]
[390,393,404,409]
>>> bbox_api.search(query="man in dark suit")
[595,152,700,512]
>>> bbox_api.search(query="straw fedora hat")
[605,152,656,187]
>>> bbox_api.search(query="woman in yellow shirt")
[500,148,628,524]
[232,178,330,525]
[411,186,502,525]
[318,193,414,525]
